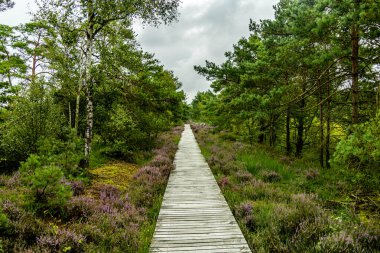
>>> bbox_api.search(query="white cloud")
[181,0,215,8]
[0,0,35,25]
[183,26,207,39]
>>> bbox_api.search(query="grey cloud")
[2,0,279,103]
[134,0,279,103]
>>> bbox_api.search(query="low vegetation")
[191,124,380,252]
[0,126,183,252]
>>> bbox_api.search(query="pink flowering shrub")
[218,176,229,188]
[235,202,255,231]
[262,170,282,182]
[305,169,319,180]
[0,126,184,252]
[37,228,85,252]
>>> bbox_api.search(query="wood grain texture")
[150,124,251,252]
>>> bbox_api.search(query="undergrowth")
[191,123,380,253]
[0,126,183,252]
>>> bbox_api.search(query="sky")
[0,0,279,102]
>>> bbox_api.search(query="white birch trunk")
[84,31,94,167]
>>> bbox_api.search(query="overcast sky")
[0,0,279,102]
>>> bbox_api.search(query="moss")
[90,162,139,191]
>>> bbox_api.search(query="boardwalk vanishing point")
[150,124,251,252]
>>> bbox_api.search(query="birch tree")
[38,0,180,167]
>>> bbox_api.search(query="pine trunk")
[326,76,331,168]
[351,23,359,124]
[258,123,265,144]
[247,121,253,145]
[68,102,72,128]
[295,81,306,157]
[269,116,276,147]
[377,79,380,111]
[4,50,13,86]
[319,79,324,168]
[285,76,291,155]
[295,116,304,158]
[286,107,291,155]
[31,33,41,85]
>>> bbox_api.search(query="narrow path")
[150,124,251,253]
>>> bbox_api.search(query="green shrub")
[334,111,380,169]
[37,130,83,176]
[19,154,41,180]
[0,86,65,163]
[18,131,83,179]
[21,161,72,213]
[0,210,10,234]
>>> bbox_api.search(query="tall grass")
[238,150,294,181]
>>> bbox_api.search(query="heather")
[191,124,380,252]
[0,126,183,252]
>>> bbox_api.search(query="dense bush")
[0,84,65,164]
[28,166,72,213]
[0,210,10,234]
[333,111,380,169]
[66,196,98,221]
[36,131,83,177]
[235,202,255,231]
[20,155,72,213]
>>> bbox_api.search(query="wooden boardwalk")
[150,124,251,253]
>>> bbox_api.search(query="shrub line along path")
[150,124,251,252]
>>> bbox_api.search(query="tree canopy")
[0,0,186,170]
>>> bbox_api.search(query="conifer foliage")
[194,0,380,169]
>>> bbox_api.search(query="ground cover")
[0,126,183,252]
[191,124,379,252]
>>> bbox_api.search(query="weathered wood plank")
[149,124,251,252]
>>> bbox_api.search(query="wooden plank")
[150,124,251,252]
[151,244,250,252]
